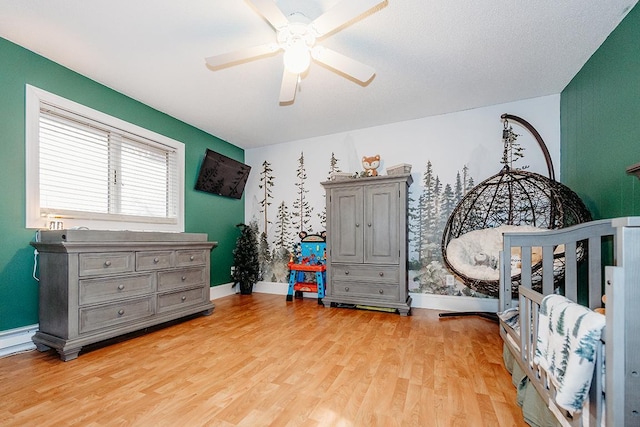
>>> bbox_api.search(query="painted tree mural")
[319,152,341,228]
[258,160,275,235]
[258,231,271,281]
[247,153,489,298]
[408,160,482,297]
[273,200,293,252]
[269,200,294,282]
[291,152,314,234]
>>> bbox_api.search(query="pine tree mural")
[269,200,294,283]
[466,176,475,192]
[258,160,275,235]
[319,152,341,229]
[258,231,271,281]
[274,201,293,251]
[440,183,455,230]
[454,171,463,204]
[407,160,479,296]
[292,151,314,234]
[419,161,440,263]
[407,190,422,266]
[501,124,528,170]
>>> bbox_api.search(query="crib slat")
[542,245,554,295]
[587,235,602,310]
[565,241,578,301]
[521,246,532,291]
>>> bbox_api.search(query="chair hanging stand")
[438,113,591,321]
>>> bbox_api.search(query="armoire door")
[364,182,399,264]
[329,186,364,263]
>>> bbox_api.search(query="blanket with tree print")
[533,294,605,414]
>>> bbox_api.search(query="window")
[26,85,185,231]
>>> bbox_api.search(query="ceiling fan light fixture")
[205,0,385,102]
[283,40,311,74]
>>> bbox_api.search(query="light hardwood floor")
[0,294,527,426]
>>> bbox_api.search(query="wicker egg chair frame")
[441,114,592,298]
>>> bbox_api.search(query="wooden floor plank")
[0,293,527,426]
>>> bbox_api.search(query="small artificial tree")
[231,222,260,294]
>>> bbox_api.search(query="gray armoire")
[321,173,412,315]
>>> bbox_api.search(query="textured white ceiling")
[0,0,637,149]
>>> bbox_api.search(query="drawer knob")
[104,260,112,267]
[190,255,195,261]
[181,295,187,301]
[379,272,384,277]
[379,289,384,294]
[344,286,349,292]
[181,275,187,281]
[117,309,125,316]
[368,223,372,227]
[355,223,360,228]
[344,270,349,275]
[117,284,125,290]
[153,257,160,263]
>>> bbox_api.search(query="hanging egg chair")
[441,114,592,298]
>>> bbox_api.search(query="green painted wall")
[0,37,243,331]
[560,4,640,219]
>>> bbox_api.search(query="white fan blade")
[205,44,279,68]
[248,0,289,30]
[279,69,298,103]
[311,46,375,83]
[312,0,385,36]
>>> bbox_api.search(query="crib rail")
[499,218,617,312]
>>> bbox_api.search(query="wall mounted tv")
[195,149,251,199]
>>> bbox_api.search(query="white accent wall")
[244,94,560,310]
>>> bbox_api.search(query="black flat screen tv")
[195,149,251,199]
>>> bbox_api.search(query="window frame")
[25,85,185,232]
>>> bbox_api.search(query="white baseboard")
[0,324,38,357]
[209,282,236,299]
[409,293,498,313]
[221,281,499,313]
[210,282,313,298]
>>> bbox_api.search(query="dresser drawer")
[176,249,207,267]
[332,281,399,301]
[79,296,154,334]
[79,252,135,276]
[157,287,208,313]
[331,264,399,283]
[157,267,206,291]
[136,251,173,270]
[79,273,154,306]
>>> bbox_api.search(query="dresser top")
[37,230,209,243]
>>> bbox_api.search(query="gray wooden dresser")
[321,173,412,315]
[31,230,217,361]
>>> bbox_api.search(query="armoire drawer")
[157,267,206,291]
[157,287,208,313]
[79,273,154,305]
[79,252,135,277]
[331,264,399,283]
[79,296,155,334]
[136,250,173,270]
[332,281,399,301]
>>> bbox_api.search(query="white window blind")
[26,85,185,231]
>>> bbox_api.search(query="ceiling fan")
[205,0,385,104]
